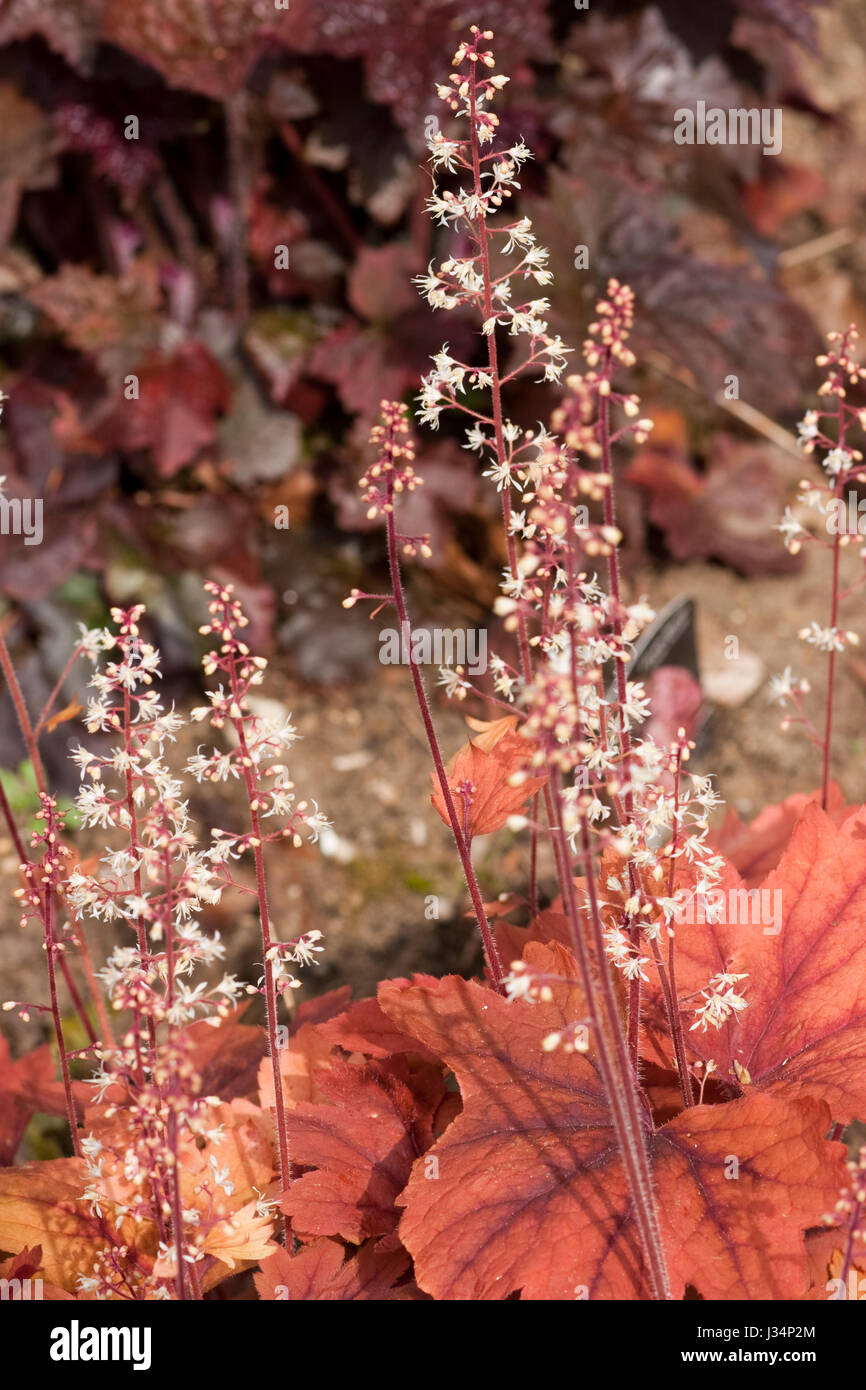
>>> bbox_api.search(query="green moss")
[0,761,79,832]
[403,870,436,894]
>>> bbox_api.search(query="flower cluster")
[772,328,866,784]
[189,582,327,996]
[415,24,571,461]
[821,1144,866,1297]
[8,587,329,1295]
[410,31,736,1110]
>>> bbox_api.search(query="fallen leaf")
[105,342,232,478]
[626,434,801,576]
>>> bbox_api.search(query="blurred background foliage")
[1,0,861,722]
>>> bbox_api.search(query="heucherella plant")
[2,589,325,1296]
[188,581,327,1242]
[2,24,866,1310]
[338,28,860,1303]
[772,327,866,807]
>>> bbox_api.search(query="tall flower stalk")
[394,25,760,1297]
[189,582,327,1244]
[773,327,866,805]
[346,403,505,989]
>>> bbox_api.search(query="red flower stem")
[161,843,189,1301]
[69,914,115,1049]
[549,775,670,1300]
[226,656,293,1247]
[467,73,531,686]
[0,771,29,864]
[276,121,361,255]
[839,1187,865,1295]
[0,631,47,794]
[122,687,156,1072]
[0,776,96,1043]
[57,954,97,1048]
[0,634,109,1043]
[32,641,87,739]
[42,857,81,1157]
[528,791,540,916]
[597,378,644,1068]
[384,479,505,991]
[152,172,203,305]
[466,66,543,896]
[820,561,839,811]
[167,1108,188,1301]
[821,388,849,808]
[659,749,693,1106]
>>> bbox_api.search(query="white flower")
[796,411,820,448]
[768,666,808,704]
[823,447,852,477]
[436,667,471,700]
[292,931,324,968]
[798,621,847,653]
[501,217,535,254]
[774,507,808,551]
[302,802,331,843]
[428,134,464,173]
[482,458,513,491]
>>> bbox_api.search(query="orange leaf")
[181,1006,268,1103]
[0,1159,114,1292]
[659,803,866,1119]
[43,697,82,733]
[0,1036,76,1163]
[199,1199,278,1271]
[254,1238,416,1300]
[431,716,547,838]
[0,1245,76,1300]
[282,1058,444,1242]
[711,784,852,887]
[258,1021,333,1113]
[379,949,847,1300]
[318,990,440,1063]
[803,1229,866,1301]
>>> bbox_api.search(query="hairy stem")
[227,657,293,1246]
[384,477,505,990]
[549,776,670,1299]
